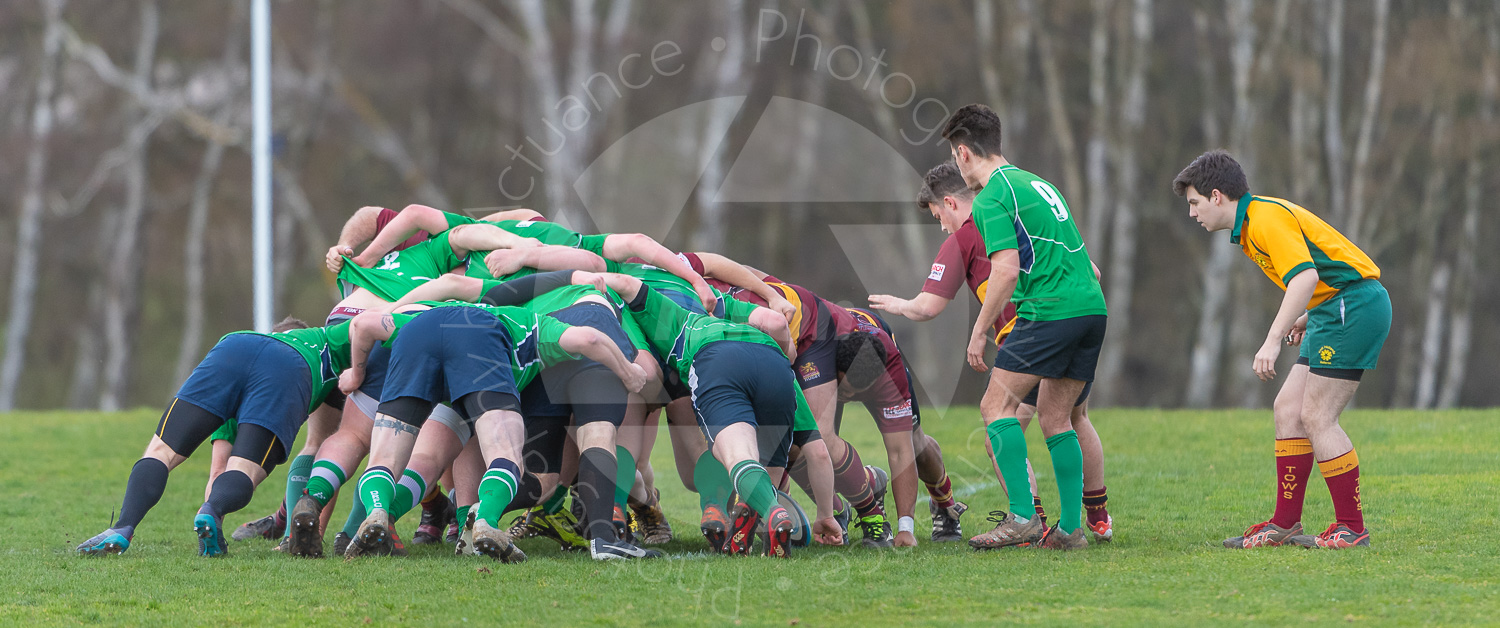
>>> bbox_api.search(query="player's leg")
[1291,372,1367,548]
[1071,394,1113,541]
[1225,363,1311,548]
[969,366,1044,549]
[1012,392,1046,522]
[78,398,220,556]
[289,392,376,557]
[1035,376,1089,549]
[805,380,890,547]
[206,436,232,503]
[625,401,672,545]
[469,400,529,563]
[507,411,582,551]
[450,437,485,555]
[197,424,286,557]
[912,424,968,542]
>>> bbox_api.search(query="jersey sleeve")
[441,210,479,231]
[578,233,608,257]
[972,188,1019,255]
[1251,206,1317,286]
[380,312,421,347]
[921,235,966,299]
[716,292,760,324]
[534,315,584,366]
[423,229,468,273]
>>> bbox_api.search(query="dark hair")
[835,331,888,390]
[272,316,311,333]
[1172,149,1249,200]
[924,161,973,202]
[940,104,1003,158]
[915,184,936,209]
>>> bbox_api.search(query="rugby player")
[942,104,1107,550]
[869,162,1114,542]
[1175,149,1385,549]
[76,317,349,557]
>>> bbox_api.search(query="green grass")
[2,407,1497,626]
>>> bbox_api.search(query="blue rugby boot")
[77,528,131,556]
[194,513,229,557]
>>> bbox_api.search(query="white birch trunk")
[1345,0,1390,244]
[1414,264,1449,409]
[1322,0,1347,225]
[690,0,746,253]
[1083,0,1112,253]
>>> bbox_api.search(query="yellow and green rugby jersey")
[1229,195,1380,309]
[385,302,581,390]
[972,165,1106,321]
[225,320,353,414]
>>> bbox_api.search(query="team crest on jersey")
[798,362,821,380]
[883,401,913,420]
[1318,345,1336,364]
[375,251,402,271]
[928,263,946,281]
[1253,254,1273,271]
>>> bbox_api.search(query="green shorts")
[209,418,238,443]
[1299,279,1391,371]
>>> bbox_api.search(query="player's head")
[921,162,975,235]
[273,316,311,333]
[1173,149,1248,233]
[941,104,1003,189]
[835,331,888,394]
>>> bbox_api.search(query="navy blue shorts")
[1020,380,1092,407]
[792,306,838,390]
[994,315,1108,382]
[521,302,636,420]
[176,333,312,452]
[381,307,519,408]
[357,343,392,400]
[689,341,795,469]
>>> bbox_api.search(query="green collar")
[1229,195,1252,244]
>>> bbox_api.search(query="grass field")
[2,407,1497,626]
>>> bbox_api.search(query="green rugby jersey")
[226,320,353,414]
[463,216,608,281]
[606,260,756,324]
[972,165,1107,321]
[623,287,782,383]
[478,279,650,355]
[338,230,465,302]
[385,303,581,390]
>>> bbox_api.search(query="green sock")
[390,469,427,522]
[1046,430,1084,534]
[304,459,347,507]
[542,486,567,515]
[278,455,315,539]
[986,418,1034,519]
[455,504,471,528]
[729,460,777,517]
[356,467,397,515]
[476,463,520,527]
[341,497,366,537]
[615,446,635,508]
[694,451,731,510]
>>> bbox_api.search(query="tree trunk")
[1083,0,1112,252]
[0,0,67,411]
[99,0,160,411]
[1322,0,1347,226]
[1345,0,1390,244]
[690,0,746,253]
[1414,263,1450,409]
[1438,159,1481,408]
[1095,0,1150,403]
[1024,0,1085,207]
[1392,110,1450,407]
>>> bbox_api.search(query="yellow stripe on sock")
[1318,449,1359,478]
[1275,438,1313,457]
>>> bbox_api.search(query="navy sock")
[205,470,256,518]
[116,458,170,531]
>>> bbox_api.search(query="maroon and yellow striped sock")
[1271,438,1314,529]
[925,475,955,509]
[1082,486,1109,525]
[1319,448,1364,533]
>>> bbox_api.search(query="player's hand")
[621,363,650,394]
[1253,337,1280,381]
[1286,314,1308,346]
[338,368,364,395]
[812,517,845,546]
[867,294,905,315]
[966,330,989,372]
[696,284,718,313]
[571,270,608,294]
[485,249,526,277]
[769,295,797,323]
[326,245,355,273]
[893,530,918,547]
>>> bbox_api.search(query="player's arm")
[327,206,385,273]
[484,244,605,278]
[340,310,400,394]
[867,292,951,322]
[478,208,544,222]
[443,223,543,258]
[692,252,796,321]
[555,325,650,394]
[601,234,716,311]
[746,306,796,362]
[879,428,918,545]
[387,274,487,310]
[968,249,1020,372]
[1254,268,1318,381]
[352,204,454,266]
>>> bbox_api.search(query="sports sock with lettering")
[1271,438,1314,529]
[280,454,314,529]
[303,459,348,508]
[356,466,396,515]
[1319,448,1364,533]
[476,459,521,528]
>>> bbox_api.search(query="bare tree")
[690,0,747,253]
[0,0,67,411]
[1024,0,1085,206]
[1322,0,1347,225]
[1082,0,1112,252]
[1345,0,1390,243]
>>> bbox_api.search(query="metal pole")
[251,0,272,332]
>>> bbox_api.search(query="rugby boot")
[629,488,673,545]
[700,503,729,552]
[232,505,285,541]
[411,491,454,545]
[613,505,633,544]
[331,532,351,556]
[539,508,590,551]
[764,506,794,558]
[455,510,478,556]
[1088,514,1114,543]
[969,510,1045,549]
[929,499,968,542]
[345,508,393,558]
[1223,521,1303,549]
[286,492,324,558]
[855,513,894,548]
[722,502,762,555]
[1290,523,1370,549]
[1037,524,1089,550]
[471,518,526,563]
[76,529,131,556]
[194,513,229,557]
[589,538,664,560]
